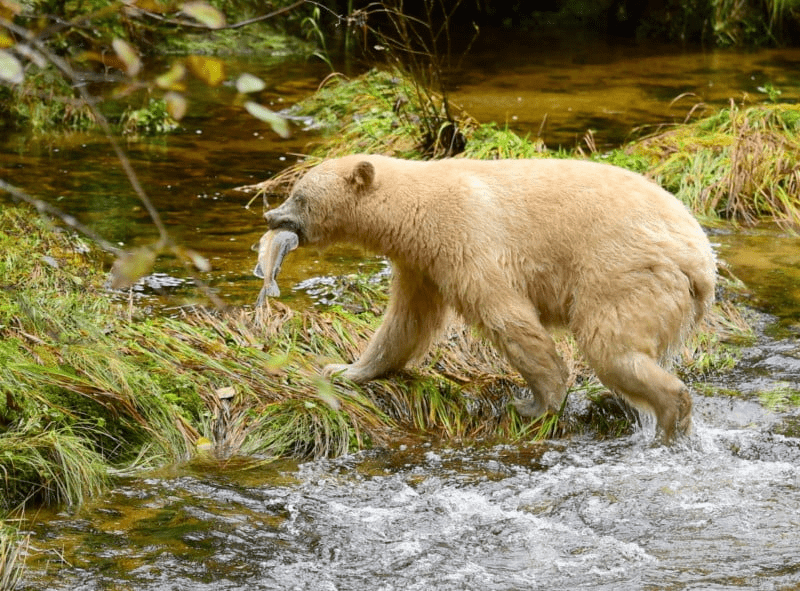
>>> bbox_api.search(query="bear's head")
[264,156,375,246]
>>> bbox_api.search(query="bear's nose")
[263,208,285,228]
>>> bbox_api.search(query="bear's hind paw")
[511,396,557,419]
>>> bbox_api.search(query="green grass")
[292,69,471,159]
[759,383,800,411]
[0,524,26,591]
[611,100,800,229]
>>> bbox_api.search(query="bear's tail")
[682,255,717,329]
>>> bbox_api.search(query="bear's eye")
[294,192,308,207]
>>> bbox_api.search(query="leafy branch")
[0,0,301,294]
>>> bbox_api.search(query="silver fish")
[253,230,299,305]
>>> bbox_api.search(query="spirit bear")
[264,154,716,441]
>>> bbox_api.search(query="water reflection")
[714,229,800,333]
[451,30,800,148]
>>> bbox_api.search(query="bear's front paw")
[322,363,349,380]
[322,363,370,384]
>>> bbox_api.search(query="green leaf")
[181,1,226,29]
[244,101,290,138]
[112,38,141,77]
[235,73,266,94]
[0,49,23,84]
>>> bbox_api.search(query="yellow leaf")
[164,91,187,120]
[131,0,165,12]
[0,31,14,49]
[0,0,22,20]
[196,436,213,452]
[110,246,157,289]
[181,1,226,29]
[186,54,225,87]
[112,38,142,77]
[215,386,236,400]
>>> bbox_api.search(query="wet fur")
[264,154,716,442]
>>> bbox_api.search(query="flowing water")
[3,33,800,590]
[18,423,800,590]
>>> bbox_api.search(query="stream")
[3,32,800,590]
[18,417,800,590]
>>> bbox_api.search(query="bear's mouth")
[273,224,304,245]
[263,216,306,245]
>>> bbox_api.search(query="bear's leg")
[575,267,697,442]
[480,305,569,418]
[323,269,447,383]
[591,352,692,443]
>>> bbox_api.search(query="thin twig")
[1,16,170,245]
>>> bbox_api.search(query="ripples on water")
[22,402,800,590]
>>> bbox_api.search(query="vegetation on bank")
[1,60,789,519]
[0,205,660,514]
[317,0,800,47]
[2,62,765,513]
[607,100,800,229]
[5,0,800,134]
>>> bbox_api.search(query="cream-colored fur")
[264,154,716,442]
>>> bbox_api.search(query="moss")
[759,383,800,410]
[119,98,180,135]
[156,24,314,58]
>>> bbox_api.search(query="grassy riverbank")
[0,196,750,512]
[3,70,780,506]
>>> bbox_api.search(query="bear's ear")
[347,161,375,191]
